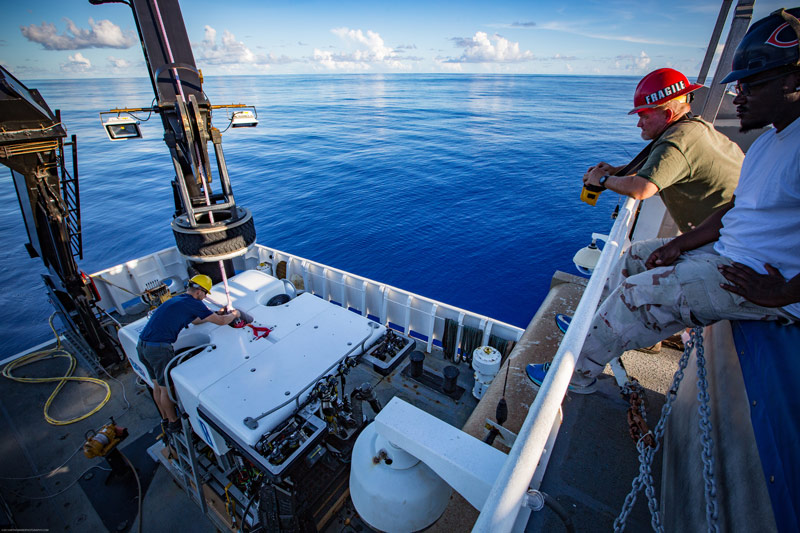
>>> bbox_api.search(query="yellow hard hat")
[188,274,212,293]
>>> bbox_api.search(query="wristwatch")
[599,175,610,189]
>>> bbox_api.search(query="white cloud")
[2,64,47,78]
[107,56,132,69]
[615,50,651,70]
[448,32,533,63]
[536,21,700,48]
[196,26,291,69]
[312,49,370,71]
[312,27,409,70]
[21,18,135,50]
[636,51,651,69]
[61,52,91,73]
[440,62,463,72]
[332,28,393,61]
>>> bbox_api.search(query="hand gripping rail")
[473,197,639,533]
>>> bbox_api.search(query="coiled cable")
[1,313,111,425]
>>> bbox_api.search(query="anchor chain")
[614,327,717,533]
[695,332,719,532]
[621,378,655,448]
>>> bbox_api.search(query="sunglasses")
[729,71,790,96]
[184,281,208,294]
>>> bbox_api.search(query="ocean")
[1,74,646,356]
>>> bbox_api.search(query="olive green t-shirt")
[636,117,744,232]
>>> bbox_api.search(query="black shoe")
[662,334,684,351]
[638,342,662,354]
[167,420,182,433]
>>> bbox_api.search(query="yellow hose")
[224,481,238,527]
[1,314,111,425]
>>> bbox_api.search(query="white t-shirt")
[715,116,800,318]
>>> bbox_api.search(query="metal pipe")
[696,0,733,85]
[699,0,755,123]
[473,197,638,533]
[165,343,216,403]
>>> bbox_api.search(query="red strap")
[246,324,272,339]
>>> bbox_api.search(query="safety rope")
[92,274,142,296]
[1,313,111,425]
[613,327,718,532]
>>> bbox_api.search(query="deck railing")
[473,197,639,532]
[90,244,524,351]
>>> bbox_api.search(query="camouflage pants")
[577,238,794,377]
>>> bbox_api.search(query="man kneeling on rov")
[137,274,242,431]
[528,7,800,394]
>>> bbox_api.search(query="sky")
[0,0,790,79]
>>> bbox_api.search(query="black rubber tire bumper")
[172,207,256,262]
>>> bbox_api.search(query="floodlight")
[231,110,258,128]
[572,233,609,275]
[102,116,142,141]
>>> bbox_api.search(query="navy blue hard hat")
[721,7,800,84]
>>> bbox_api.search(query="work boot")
[167,419,182,433]
[555,314,572,333]
[637,342,662,354]
[662,333,684,351]
[526,362,597,395]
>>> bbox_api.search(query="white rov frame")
[90,243,524,352]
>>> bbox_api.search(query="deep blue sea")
[1,74,646,356]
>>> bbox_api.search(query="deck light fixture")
[230,110,258,128]
[101,115,142,141]
[572,233,609,275]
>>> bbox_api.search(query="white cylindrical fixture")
[350,423,452,532]
[472,345,502,399]
[573,242,601,274]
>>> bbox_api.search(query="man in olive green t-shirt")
[583,68,743,232]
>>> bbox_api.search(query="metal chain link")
[614,327,717,532]
[694,329,719,532]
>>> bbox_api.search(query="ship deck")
[0,274,683,532]
[0,330,480,531]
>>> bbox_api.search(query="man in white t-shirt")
[528,8,800,394]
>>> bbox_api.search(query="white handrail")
[473,197,639,532]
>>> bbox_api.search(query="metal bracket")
[523,489,545,512]
[484,419,518,447]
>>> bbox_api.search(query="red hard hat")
[628,68,704,115]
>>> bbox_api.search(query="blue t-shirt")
[139,293,213,343]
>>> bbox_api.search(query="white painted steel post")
[301,260,311,294]
[427,303,438,353]
[379,286,388,325]
[454,312,465,362]
[360,280,367,317]
[472,197,638,533]
[480,318,489,346]
[404,295,412,334]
